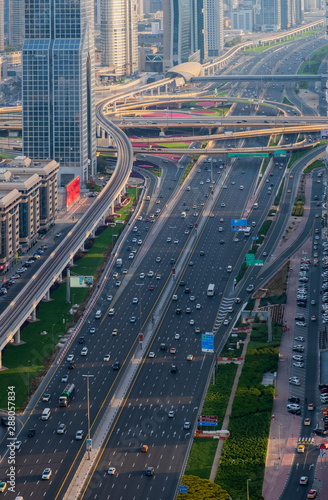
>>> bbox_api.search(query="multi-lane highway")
[0,31,326,500]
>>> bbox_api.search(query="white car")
[108,467,116,475]
[107,295,112,301]
[190,296,195,301]
[104,354,110,362]
[108,308,115,316]
[148,271,154,277]
[174,333,180,340]
[67,354,74,362]
[293,361,304,368]
[168,410,175,418]
[172,294,178,301]
[132,297,138,304]
[81,347,88,356]
[115,281,121,287]
[149,352,155,358]
[130,317,136,323]
[129,253,134,259]
[223,319,230,325]
[189,319,195,325]
[75,430,84,440]
[139,273,145,279]
[42,468,52,480]
[174,239,179,244]
[137,239,142,245]
[167,237,172,243]
[196,303,201,309]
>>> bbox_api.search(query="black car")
[287,408,301,415]
[170,364,177,373]
[28,429,36,437]
[175,309,181,315]
[314,428,328,436]
[184,287,190,294]
[160,343,167,351]
[112,361,120,371]
[78,337,85,344]
[288,397,301,404]
[68,362,76,369]
[146,467,154,476]
[1,417,9,427]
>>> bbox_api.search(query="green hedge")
[215,323,282,499]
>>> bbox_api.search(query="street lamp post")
[136,283,144,349]
[52,323,55,348]
[82,374,94,459]
[247,478,250,500]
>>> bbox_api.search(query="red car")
[149,285,155,291]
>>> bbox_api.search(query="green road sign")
[246,254,255,266]
[228,153,269,159]
[254,260,263,266]
[274,150,286,157]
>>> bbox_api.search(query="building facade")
[261,0,281,30]
[101,0,138,76]
[0,156,59,268]
[8,0,24,47]
[0,0,4,52]
[207,0,224,56]
[22,0,96,187]
[280,0,292,29]
[231,8,254,31]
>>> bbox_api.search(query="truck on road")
[58,384,75,407]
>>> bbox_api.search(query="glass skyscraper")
[22,0,96,186]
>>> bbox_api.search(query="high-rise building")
[192,0,208,62]
[231,8,254,31]
[22,0,96,186]
[207,0,224,56]
[293,0,304,24]
[0,0,4,52]
[101,0,138,76]
[261,0,281,30]
[163,0,193,69]
[8,0,24,47]
[281,0,292,29]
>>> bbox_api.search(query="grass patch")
[269,134,281,147]
[261,261,289,298]
[181,162,195,184]
[299,81,309,90]
[298,44,328,75]
[258,220,272,236]
[160,142,189,148]
[0,189,139,410]
[236,261,247,284]
[304,159,325,174]
[274,179,285,206]
[288,149,309,168]
[215,323,282,499]
[149,168,161,177]
[260,294,287,306]
[185,363,238,479]
[178,475,230,500]
[282,96,294,106]
[245,298,255,311]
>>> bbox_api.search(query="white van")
[41,408,51,420]
[181,212,186,218]
[95,310,102,319]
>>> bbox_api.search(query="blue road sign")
[198,421,217,426]
[252,236,258,240]
[202,332,214,353]
[178,486,188,493]
[231,218,247,231]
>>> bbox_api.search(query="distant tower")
[207,0,224,57]
[101,0,138,76]
[8,0,24,47]
[0,0,4,52]
[22,0,96,185]
[260,0,281,31]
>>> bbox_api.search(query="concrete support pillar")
[44,289,50,301]
[57,271,62,282]
[113,102,116,112]
[150,88,153,96]
[111,201,115,214]
[178,102,182,109]
[80,241,85,252]
[159,127,165,136]
[124,97,127,104]
[14,328,20,344]
[31,307,36,321]
[96,124,101,138]
[69,257,74,266]
[157,86,160,95]
[165,84,168,93]
[116,194,122,205]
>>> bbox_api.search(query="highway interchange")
[0,32,327,500]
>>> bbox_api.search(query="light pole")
[27,360,31,396]
[52,323,55,348]
[247,478,250,500]
[83,374,94,459]
[278,424,282,459]
[136,283,144,349]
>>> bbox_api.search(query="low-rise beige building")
[0,157,59,269]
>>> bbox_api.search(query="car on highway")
[132,297,138,304]
[108,308,115,316]
[42,468,52,480]
[299,476,308,485]
[168,410,175,418]
[0,481,7,493]
[146,466,154,476]
[307,490,317,499]
[81,347,88,356]
[107,295,113,301]
[149,285,155,291]
[170,347,177,354]
[308,403,315,411]
[289,377,300,385]
[112,329,118,335]
[112,361,120,370]
[130,316,136,323]
[304,418,311,426]
[294,337,305,342]
[67,354,74,362]
[61,375,69,383]
[75,430,84,440]
[42,393,51,402]
[149,352,155,358]
[108,467,116,475]
[15,440,22,450]
[187,354,193,361]
[297,444,305,453]
[295,321,306,327]
[183,422,191,430]
[246,284,254,292]
[174,334,180,340]
[57,423,67,434]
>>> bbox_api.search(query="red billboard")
[66,176,80,208]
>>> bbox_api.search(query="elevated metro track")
[191,74,328,82]
[0,101,133,353]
